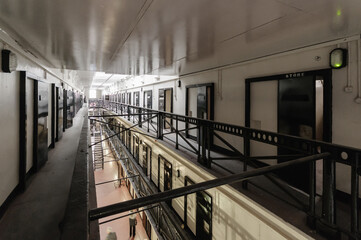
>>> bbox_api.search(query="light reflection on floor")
[93,138,149,240]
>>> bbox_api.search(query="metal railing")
[89,100,361,240]
[102,123,189,240]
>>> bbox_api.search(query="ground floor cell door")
[56,87,63,141]
[142,143,152,179]
[34,81,49,170]
[158,156,172,204]
[196,191,212,240]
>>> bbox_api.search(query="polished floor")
[93,136,149,240]
[0,107,87,240]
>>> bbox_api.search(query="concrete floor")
[93,137,149,240]
[0,107,87,240]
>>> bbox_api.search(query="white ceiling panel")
[0,0,361,88]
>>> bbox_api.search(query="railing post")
[307,147,317,228]
[147,110,150,133]
[127,106,130,121]
[207,123,211,168]
[138,107,142,128]
[157,113,163,140]
[198,124,208,167]
[351,153,360,239]
[242,129,250,189]
[317,154,340,239]
[197,126,201,162]
[175,115,179,149]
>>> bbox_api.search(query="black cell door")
[144,90,152,108]
[277,76,315,192]
[56,87,63,141]
[66,90,74,128]
[164,160,172,205]
[34,81,49,170]
[246,69,332,194]
[186,83,214,141]
[196,191,212,240]
[159,88,173,129]
[134,91,140,106]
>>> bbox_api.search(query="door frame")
[143,90,152,108]
[244,69,332,191]
[158,88,173,128]
[185,83,214,140]
[184,176,196,236]
[245,68,332,146]
[157,155,172,192]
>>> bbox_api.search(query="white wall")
[112,40,361,195]
[0,71,20,206]
[0,40,83,207]
[114,116,313,240]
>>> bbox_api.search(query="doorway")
[245,69,332,193]
[143,90,152,121]
[196,191,212,240]
[134,91,140,106]
[184,177,196,235]
[34,81,49,170]
[158,88,173,129]
[133,135,139,163]
[158,155,172,204]
[56,87,63,142]
[185,83,214,140]
[142,143,152,179]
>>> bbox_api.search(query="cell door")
[143,90,153,121]
[184,177,196,235]
[186,84,214,140]
[246,69,331,193]
[164,89,173,129]
[56,87,63,141]
[142,143,152,178]
[159,89,172,128]
[158,156,172,192]
[127,92,131,105]
[66,90,74,128]
[277,77,315,192]
[133,135,139,163]
[196,191,212,240]
[63,90,67,130]
[34,81,49,170]
[144,90,152,108]
[134,91,140,106]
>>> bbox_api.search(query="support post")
[157,113,163,140]
[175,116,179,149]
[307,148,317,228]
[147,110,150,133]
[242,130,250,189]
[127,106,130,121]
[138,108,142,128]
[317,155,340,239]
[351,153,360,239]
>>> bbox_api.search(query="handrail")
[90,99,361,239]
[103,101,361,164]
[89,152,329,220]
